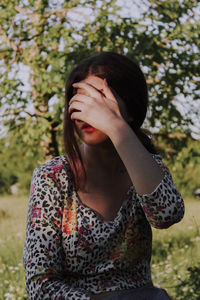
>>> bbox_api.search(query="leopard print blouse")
[23,155,184,299]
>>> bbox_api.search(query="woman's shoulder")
[152,153,162,162]
[30,156,73,210]
[36,155,69,170]
[33,155,71,181]
[151,153,172,176]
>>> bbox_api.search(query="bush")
[175,263,200,299]
[155,135,200,198]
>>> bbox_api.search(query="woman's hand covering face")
[68,75,125,134]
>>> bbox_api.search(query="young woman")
[23,52,184,299]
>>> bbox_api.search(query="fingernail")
[104,78,107,86]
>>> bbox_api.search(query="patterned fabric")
[23,155,184,300]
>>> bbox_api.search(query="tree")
[0,0,199,163]
[0,123,44,194]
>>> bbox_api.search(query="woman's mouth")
[82,126,97,132]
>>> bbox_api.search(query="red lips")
[81,122,93,129]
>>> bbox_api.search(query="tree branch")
[0,27,18,51]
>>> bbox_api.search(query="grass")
[152,197,200,299]
[0,195,200,299]
[0,195,28,300]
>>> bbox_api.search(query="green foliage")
[175,263,200,299]
[152,233,195,264]
[169,139,200,197]
[152,198,200,299]
[0,127,45,194]
[0,209,10,220]
[0,0,199,194]
[0,195,28,299]
[0,0,199,156]
[157,137,200,198]
[0,138,17,194]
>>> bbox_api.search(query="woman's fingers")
[69,79,123,124]
[102,78,116,100]
[70,111,83,121]
[68,100,84,115]
[72,79,117,106]
[69,93,92,106]
[72,82,102,99]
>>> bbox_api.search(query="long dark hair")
[63,52,157,191]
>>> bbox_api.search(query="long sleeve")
[136,155,184,229]
[23,166,91,300]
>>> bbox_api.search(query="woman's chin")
[81,135,110,146]
[79,132,110,145]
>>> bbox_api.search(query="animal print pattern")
[23,155,184,299]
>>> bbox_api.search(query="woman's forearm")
[107,118,164,195]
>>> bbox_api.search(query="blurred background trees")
[0,0,199,195]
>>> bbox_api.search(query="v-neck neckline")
[75,185,134,224]
[62,155,134,224]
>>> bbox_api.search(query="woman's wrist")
[105,117,128,140]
